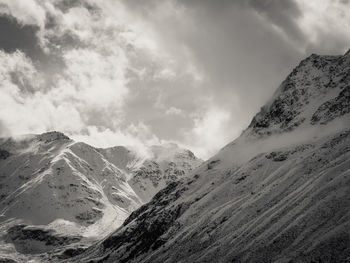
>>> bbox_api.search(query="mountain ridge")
[66,50,350,263]
[0,131,202,260]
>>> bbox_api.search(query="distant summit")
[0,132,202,255]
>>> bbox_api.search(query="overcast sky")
[0,0,349,159]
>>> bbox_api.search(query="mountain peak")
[245,50,350,137]
[36,131,70,142]
[149,143,201,163]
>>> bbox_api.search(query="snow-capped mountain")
[128,144,202,203]
[68,50,350,263]
[97,143,202,203]
[0,132,201,259]
[246,51,350,137]
[0,132,139,233]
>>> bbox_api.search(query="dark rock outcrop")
[6,225,81,254]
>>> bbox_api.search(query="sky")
[0,0,349,159]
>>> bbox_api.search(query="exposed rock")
[311,85,350,124]
[247,52,350,136]
[0,149,10,160]
[37,131,70,143]
[0,258,18,263]
[265,151,288,161]
[5,225,81,254]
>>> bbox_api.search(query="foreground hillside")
[67,50,350,263]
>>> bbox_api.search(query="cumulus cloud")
[0,0,46,28]
[0,48,158,155]
[0,0,174,153]
[0,50,84,135]
[58,48,128,108]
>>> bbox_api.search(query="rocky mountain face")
[0,133,201,260]
[248,51,350,136]
[67,51,350,263]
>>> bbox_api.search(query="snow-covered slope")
[68,50,350,263]
[0,132,141,237]
[0,132,201,260]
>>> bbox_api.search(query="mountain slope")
[0,132,201,260]
[0,132,141,236]
[68,50,350,263]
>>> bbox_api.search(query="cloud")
[0,1,173,153]
[0,50,86,135]
[246,0,304,44]
[0,0,46,28]
[0,48,155,155]
[0,46,130,137]
[181,105,234,159]
[165,107,183,116]
[0,0,349,159]
[295,0,350,54]
[58,48,129,108]
[72,123,160,158]
[154,68,176,80]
